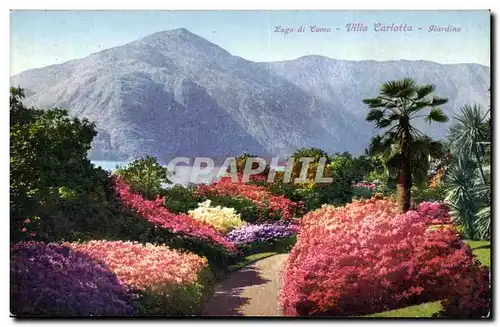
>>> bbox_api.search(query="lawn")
[366,239,490,318]
[229,235,297,272]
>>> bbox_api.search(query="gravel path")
[202,253,289,316]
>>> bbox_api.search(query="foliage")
[115,156,169,200]
[188,200,246,234]
[206,196,260,223]
[162,184,201,213]
[10,87,118,243]
[411,184,447,205]
[446,105,491,241]
[363,78,449,212]
[10,241,137,316]
[280,198,489,317]
[445,157,481,240]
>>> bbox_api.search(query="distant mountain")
[10,28,490,162]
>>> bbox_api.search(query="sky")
[10,10,490,75]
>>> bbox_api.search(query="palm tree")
[368,135,444,189]
[448,105,489,186]
[446,104,491,240]
[363,78,449,212]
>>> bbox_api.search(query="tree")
[368,135,444,189]
[446,104,491,240]
[448,105,489,186]
[10,87,116,242]
[115,156,170,200]
[363,78,449,212]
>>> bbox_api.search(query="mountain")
[10,28,490,162]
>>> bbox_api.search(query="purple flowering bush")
[226,222,298,245]
[10,242,137,316]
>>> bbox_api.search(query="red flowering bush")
[195,178,304,221]
[113,176,234,252]
[280,198,490,317]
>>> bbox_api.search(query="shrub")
[195,178,304,221]
[10,242,137,316]
[188,200,246,234]
[207,196,260,223]
[113,176,233,251]
[411,184,447,204]
[280,198,490,317]
[115,156,169,200]
[67,240,214,316]
[161,184,200,213]
[112,176,236,272]
[226,222,298,246]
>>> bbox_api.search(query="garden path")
[202,253,289,316]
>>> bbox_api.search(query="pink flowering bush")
[113,176,234,252]
[195,178,304,221]
[280,198,490,317]
[67,240,214,315]
[352,182,376,190]
[11,240,214,316]
[416,201,452,225]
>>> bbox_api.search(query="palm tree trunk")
[397,131,412,212]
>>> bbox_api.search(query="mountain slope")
[10,28,490,161]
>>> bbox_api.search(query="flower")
[195,178,303,220]
[226,222,297,245]
[24,219,30,224]
[21,228,27,232]
[188,200,246,234]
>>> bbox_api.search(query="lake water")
[92,160,220,186]
[92,160,285,186]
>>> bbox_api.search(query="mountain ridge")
[11,28,491,162]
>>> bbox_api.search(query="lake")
[92,160,221,186]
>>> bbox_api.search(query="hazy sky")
[10,10,490,75]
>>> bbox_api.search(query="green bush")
[115,156,169,200]
[352,187,374,200]
[136,268,215,316]
[10,87,121,243]
[239,235,297,256]
[208,196,260,223]
[411,184,447,204]
[162,184,200,213]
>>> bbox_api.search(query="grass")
[229,252,278,272]
[367,301,442,318]
[366,239,490,318]
[228,235,297,272]
[465,240,491,267]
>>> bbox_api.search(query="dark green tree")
[363,78,449,212]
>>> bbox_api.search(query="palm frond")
[425,107,449,123]
[416,84,436,99]
[475,207,491,241]
[366,109,385,122]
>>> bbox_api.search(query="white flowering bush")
[188,200,246,234]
